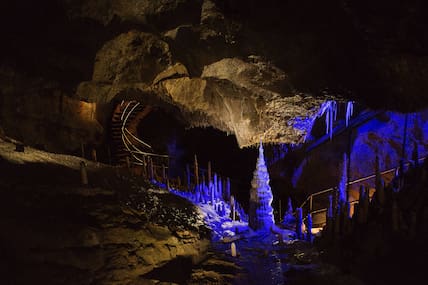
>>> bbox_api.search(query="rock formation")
[0,139,210,284]
[249,140,275,231]
[2,0,427,153]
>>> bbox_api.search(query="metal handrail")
[122,132,169,166]
[299,156,427,211]
[124,128,153,150]
[128,149,169,158]
[122,101,141,126]
[120,101,134,121]
[119,100,170,169]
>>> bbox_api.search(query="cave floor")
[0,139,367,285]
[168,189,366,285]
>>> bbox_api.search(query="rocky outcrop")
[160,75,325,147]
[0,140,210,285]
[77,30,330,147]
[92,30,172,85]
[2,0,428,153]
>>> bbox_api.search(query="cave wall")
[290,110,428,198]
[1,0,428,152]
[0,68,103,152]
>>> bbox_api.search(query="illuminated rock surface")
[0,139,210,284]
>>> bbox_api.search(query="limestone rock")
[201,57,290,94]
[200,0,224,26]
[153,62,189,85]
[161,68,326,147]
[0,146,210,285]
[93,30,172,84]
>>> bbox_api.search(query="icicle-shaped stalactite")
[328,101,337,140]
[319,100,337,140]
[338,152,348,205]
[345,101,354,127]
[248,139,275,231]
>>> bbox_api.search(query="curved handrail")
[123,128,152,150]
[118,100,170,169]
[120,101,134,121]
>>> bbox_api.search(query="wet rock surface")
[184,233,365,285]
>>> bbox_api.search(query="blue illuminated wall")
[290,109,428,195]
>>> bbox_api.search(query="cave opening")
[136,108,258,210]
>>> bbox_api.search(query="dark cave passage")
[136,109,258,210]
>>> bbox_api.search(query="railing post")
[80,161,88,186]
[149,157,154,181]
[91,148,97,163]
[142,155,147,178]
[125,156,131,168]
[309,195,313,213]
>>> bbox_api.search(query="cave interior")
[1,1,428,285]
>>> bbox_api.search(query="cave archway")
[132,105,257,207]
[136,108,258,209]
[107,89,259,209]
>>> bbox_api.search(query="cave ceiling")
[1,0,427,147]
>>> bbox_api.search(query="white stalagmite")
[248,140,275,231]
[231,242,237,257]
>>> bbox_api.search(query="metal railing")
[119,100,170,169]
[299,156,426,225]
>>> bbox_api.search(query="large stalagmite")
[249,140,275,231]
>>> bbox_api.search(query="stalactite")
[345,101,354,127]
[320,100,338,140]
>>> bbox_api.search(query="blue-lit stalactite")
[345,101,354,127]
